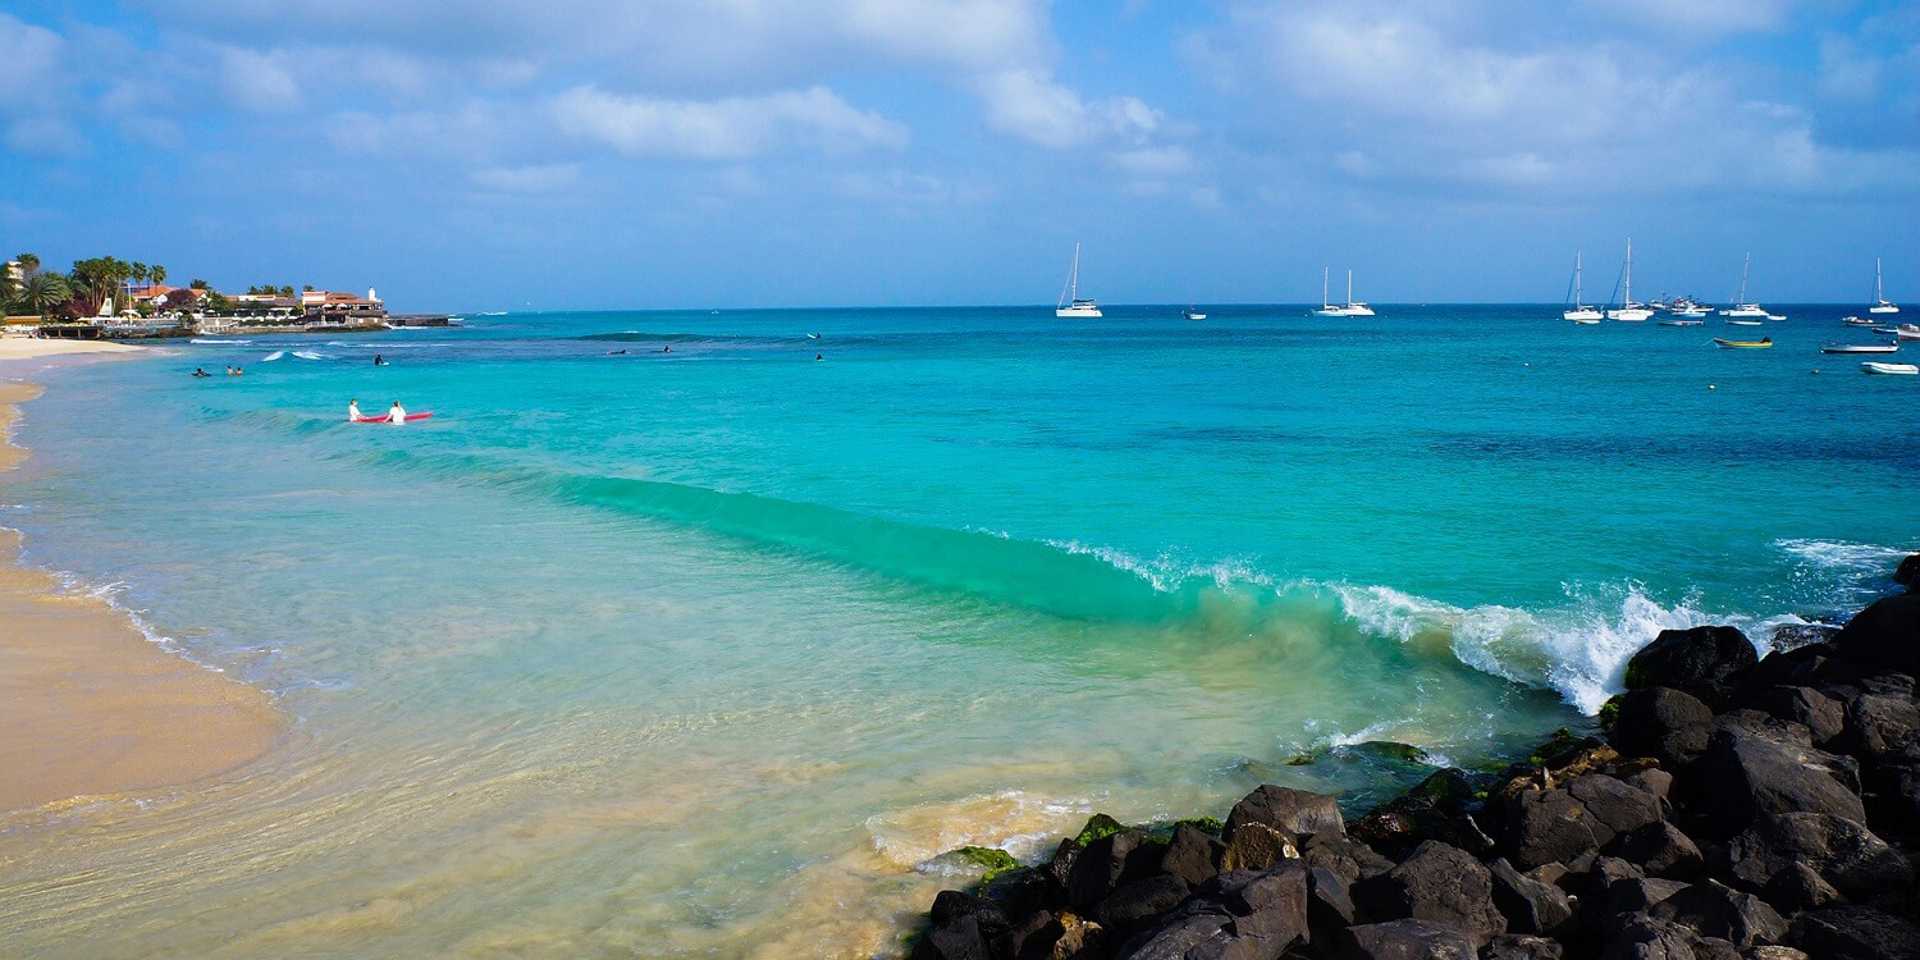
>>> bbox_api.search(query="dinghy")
[1726,318,1764,326]
[1861,362,1917,375]
[1821,342,1899,354]
[1714,337,1772,349]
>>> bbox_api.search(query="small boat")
[1718,253,1772,318]
[1872,327,1899,335]
[1766,313,1787,321]
[354,412,435,423]
[1659,319,1704,327]
[1726,318,1764,326]
[1183,306,1207,321]
[1055,242,1102,318]
[1714,337,1772,349]
[1897,324,1920,341]
[1822,342,1899,354]
[1870,257,1900,314]
[1670,297,1711,317]
[1606,238,1653,321]
[1862,361,1918,375]
[807,332,821,340]
[1562,251,1603,323]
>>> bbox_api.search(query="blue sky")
[3,1,1917,311]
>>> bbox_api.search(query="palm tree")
[14,253,39,276]
[19,273,72,317]
[150,264,167,286]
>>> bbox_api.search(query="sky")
[2,1,1917,311]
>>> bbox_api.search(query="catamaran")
[1312,268,1374,317]
[1719,253,1772,319]
[1607,238,1653,321]
[1563,251,1602,323]
[1055,242,1101,318]
[1871,258,1900,314]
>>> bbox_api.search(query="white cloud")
[1110,145,1193,177]
[972,69,1162,149]
[471,162,581,193]
[1817,35,1881,101]
[219,47,300,111]
[0,13,63,99]
[1584,0,1797,34]
[551,84,907,159]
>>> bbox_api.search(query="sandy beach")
[0,337,146,360]
[0,379,280,813]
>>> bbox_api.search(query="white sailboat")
[1871,257,1900,314]
[1563,251,1602,323]
[1312,268,1375,317]
[1719,253,1771,319]
[1312,267,1344,316]
[1607,238,1653,321]
[1055,242,1101,318]
[1670,297,1710,317]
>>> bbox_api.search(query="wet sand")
[0,380,281,813]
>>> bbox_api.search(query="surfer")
[373,354,389,366]
[661,345,671,354]
[388,400,408,425]
[814,353,823,362]
[192,367,211,378]
[608,349,627,355]
[348,399,363,422]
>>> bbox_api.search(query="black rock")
[1163,823,1225,887]
[1115,912,1232,960]
[1099,875,1192,932]
[1225,785,1345,841]
[1747,686,1845,748]
[1786,905,1920,960]
[995,910,1064,960]
[1301,831,1396,884]
[1598,914,1706,960]
[1353,840,1505,948]
[1501,788,1603,869]
[1689,728,1865,837]
[1217,864,1308,957]
[1487,857,1572,935]
[1566,774,1663,842]
[913,914,994,960]
[1894,554,1920,590]
[1601,876,1691,916]
[1711,709,1815,749]
[1307,865,1356,932]
[1760,861,1841,913]
[1831,592,1920,675]
[1745,947,1811,960]
[1716,811,1911,901]
[1769,622,1841,653]
[1651,880,1787,950]
[1624,625,1759,706]
[1611,687,1715,765]
[1604,820,1704,880]
[1621,767,1674,801]
[1349,769,1494,861]
[930,889,1009,930]
[1070,830,1161,909]
[1841,693,1920,761]
[1482,934,1564,960]
[1336,918,1477,960]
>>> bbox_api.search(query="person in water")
[192,367,211,378]
[608,349,627,355]
[814,353,823,361]
[388,400,407,425]
[348,399,364,421]
[662,345,671,353]
[373,354,388,366]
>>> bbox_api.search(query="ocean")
[2,304,1915,957]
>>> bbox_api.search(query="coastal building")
[4,261,22,284]
[302,288,387,324]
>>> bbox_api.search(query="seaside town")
[0,252,450,339]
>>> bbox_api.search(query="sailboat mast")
[1323,267,1329,308]
[1346,269,1353,307]
[1739,253,1750,303]
[1877,257,1884,302]
[1070,242,1081,301]
[1623,238,1632,304]
[1576,251,1583,303]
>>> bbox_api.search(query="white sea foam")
[1775,537,1911,572]
[261,351,285,362]
[290,351,328,361]
[190,338,251,344]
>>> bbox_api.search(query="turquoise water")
[2,305,1915,958]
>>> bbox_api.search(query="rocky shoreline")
[908,554,1920,960]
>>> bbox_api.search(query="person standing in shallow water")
[388,400,407,425]
[348,399,363,422]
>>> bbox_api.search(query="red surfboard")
[353,413,434,423]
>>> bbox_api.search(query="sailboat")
[1606,238,1653,321]
[1055,242,1101,318]
[1563,251,1602,323]
[1871,258,1900,314]
[1313,268,1373,317]
[1719,253,1771,319]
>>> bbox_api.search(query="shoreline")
[0,379,282,815]
[0,337,146,360]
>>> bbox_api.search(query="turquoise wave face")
[4,304,1914,958]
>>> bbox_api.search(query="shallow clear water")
[2,306,1914,957]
